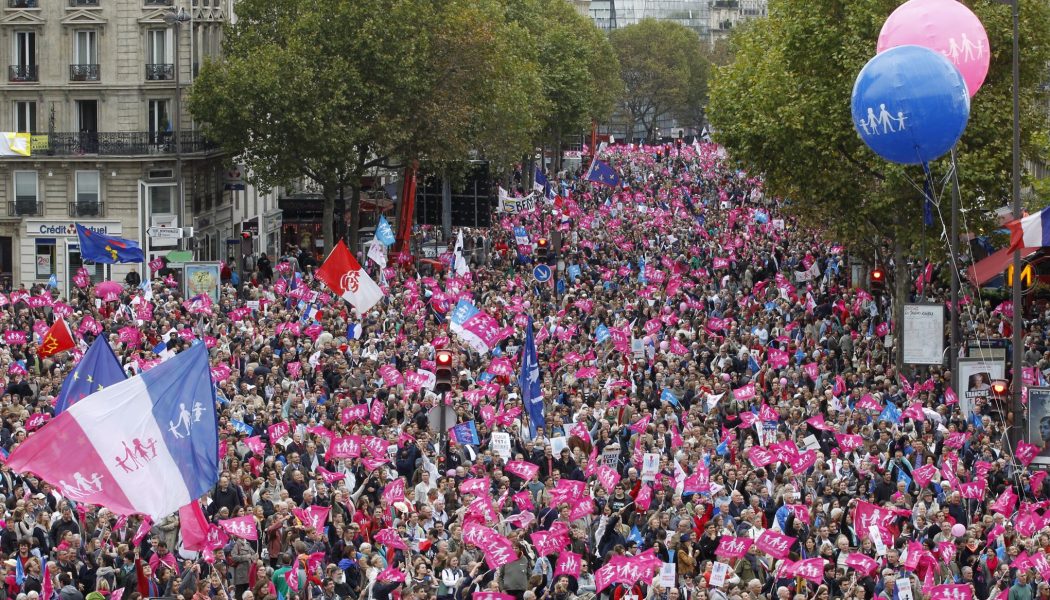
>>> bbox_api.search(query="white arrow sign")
[147,226,184,239]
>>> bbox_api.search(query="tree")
[509,0,620,170]
[190,0,542,253]
[609,19,709,141]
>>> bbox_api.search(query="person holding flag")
[519,316,544,436]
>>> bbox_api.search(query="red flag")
[37,318,75,359]
[316,240,384,316]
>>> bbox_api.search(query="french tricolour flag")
[7,343,218,519]
[1008,206,1050,252]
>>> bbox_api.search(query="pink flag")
[219,515,258,540]
[42,562,52,600]
[715,536,753,558]
[990,487,1017,516]
[244,436,265,455]
[912,463,937,488]
[374,528,409,551]
[554,551,583,578]
[929,585,973,600]
[959,479,986,500]
[179,502,211,551]
[835,433,863,451]
[25,413,48,432]
[267,421,290,442]
[132,516,154,545]
[856,394,883,411]
[284,565,299,590]
[790,558,827,584]
[459,477,490,496]
[505,460,540,481]
[1017,440,1040,466]
[317,467,345,484]
[595,465,621,493]
[802,363,819,380]
[531,530,568,556]
[732,383,756,401]
[382,478,406,505]
[756,529,794,559]
[844,553,878,576]
[635,483,653,511]
[944,386,959,405]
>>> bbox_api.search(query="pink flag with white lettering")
[505,460,540,481]
[715,536,753,558]
[929,584,973,600]
[845,553,878,576]
[554,551,583,578]
[218,515,257,540]
[756,529,794,559]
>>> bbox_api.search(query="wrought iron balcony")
[8,0,38,7]
[145,63,174,81]
[9,200,41,217]
[70,64,101,82]
[8,65,38,83]
[69,201,103,217]
[24,131,218,157]
[69,0,99,5]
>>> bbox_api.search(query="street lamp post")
[164,6,191,252]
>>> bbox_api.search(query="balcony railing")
[8,0,38,8]
[25,131,218,157]
[145,63,174,81]
[9,200,41,217]
[8,65,38,83]
[69,0,99,5]
[144,0,173,5]
[70,64,101,82]
[69,201,103,217]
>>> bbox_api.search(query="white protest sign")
[709,562,729,588]
[641,453,660,482]
[491,432,511,462]
[660,562,678,588]
[550,436,568,457]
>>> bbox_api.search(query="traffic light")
[241,231,253,240]
[870,267,886,292]
[536,238,549,263]
[435,350,453,394]
[991,380,1009,396]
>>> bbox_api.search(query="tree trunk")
[624,115,635,146]
[322,184,336,256]
[441,168,452,241]
[349,183,362,254]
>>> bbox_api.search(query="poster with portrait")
[1028,388,1050,464]
[956,357,1005,419]
[184,262,222,304]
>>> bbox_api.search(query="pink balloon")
[779,377,788,386]
[722,373,731,382]
[877,0,989,97]
[951,523,966,538]
[659,341,669,352]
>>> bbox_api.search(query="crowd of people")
[0,142,1046,600]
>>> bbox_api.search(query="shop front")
[20,219,127,292]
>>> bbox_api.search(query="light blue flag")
[661,388,680,407]
[47,274,57,289]
[595,324,611,344]
[567,264,581,282]
[376,215,396,246]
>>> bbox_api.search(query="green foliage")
[709,0,1050,255]
[609,19,710,140]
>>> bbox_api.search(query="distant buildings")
[575,0,767,43]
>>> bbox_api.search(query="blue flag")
[879,402,902,424]
[637,259,647,283]
[595,324,611,344]
[585,159,621,187]
[14,556,24,586]
[47,274,57,289]
[661,388,680,407]
[567,264,581,282]
[897,469,913,489]
[75,223,145,264]
[520,316,545,436]
[534,168,548,194]
[449,421,480,446]
[230,419,253,435]
[628,526,644,545]
[54,336,126,415]
[514,227,530,246]
[748,354,761,373]
[478,372,495,383]
[376,215,396,246]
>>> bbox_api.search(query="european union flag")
[584,159,620,187]
[54,336,125,414]
[520,316,545,436]
[376,215,396,246]
[75,223,144,264]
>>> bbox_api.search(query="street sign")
[533,264,552,283]
[147,226,184,239]
[427,404,456,433]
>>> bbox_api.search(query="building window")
[13,170,38,216]
[11,31,37,82]
[148,99,171,147]
[146,28,174,80]
[35,239,55,279]
[150,184,174,215]
[14,101,35,133]
[75,171,101,216]
[71,30,100,81]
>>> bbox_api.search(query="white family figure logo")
[944,33,983,64]
[169,401,207,438]
[60,471,104,498]
[859,104,908,136]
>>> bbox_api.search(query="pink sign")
[756,530,794,559]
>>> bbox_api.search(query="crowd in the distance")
[0,143,1046,600]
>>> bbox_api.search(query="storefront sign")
[26,221,122,237]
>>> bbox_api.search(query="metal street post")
[164,7,191,252]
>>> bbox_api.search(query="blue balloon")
[851,45,970,165]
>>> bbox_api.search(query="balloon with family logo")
[850,0,988,165]
[877,0,990,97]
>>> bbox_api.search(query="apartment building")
[0,0,228,290]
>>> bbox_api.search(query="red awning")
[966,246,1038,286]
